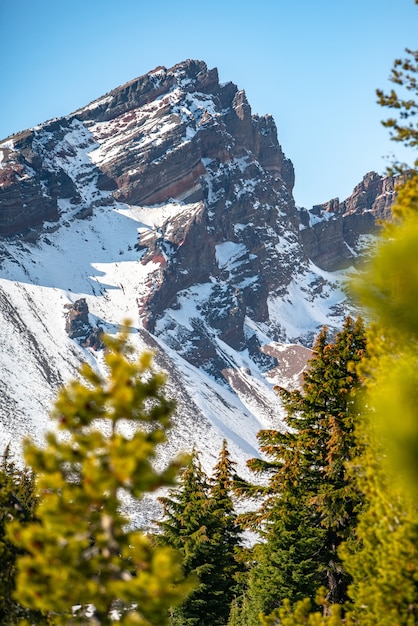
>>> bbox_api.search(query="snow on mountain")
[0,60,393,497]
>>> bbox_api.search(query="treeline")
[0,317,370,625]
[154,315,371,625]
[1,301,417,625]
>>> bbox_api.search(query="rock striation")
[299,171,396,270]
[0,60,396,381]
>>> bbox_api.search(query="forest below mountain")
[1,30,418,626]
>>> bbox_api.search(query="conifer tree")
[269,17,418,622]
[227,596,250,626]
[339,409,418,625]
[343,127,418,626]
[8,327,191,625]
[209,440,242,617]
[239,317,367,619]
[0,446,42,625]
[158,443,242,626]
[158,453,215,626]
[376,43,418,170]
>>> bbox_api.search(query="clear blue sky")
[1,0,417,208]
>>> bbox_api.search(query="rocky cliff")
[0,60,396,472]
[299,171,396,270]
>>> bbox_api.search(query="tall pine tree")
[209,440,242,617]
[158,442,242,626]
[158,453,214,626]
[343,98,418,625]
[261,24,418,623]
[238,317,367,620]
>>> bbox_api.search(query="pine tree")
[8,326,192,625]
[209,440,242,620]
[353,173,418,497]
[158,453,215,626]
[0,446,42,625]
[339,408,418,625]
[376,44,418,171]
[238,317,367,619]
[158,443,242,626]
[227,596,250,626]
[269,20,418,622]
[344,148,418,626]
[258,594,351,626]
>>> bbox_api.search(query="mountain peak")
[0,60,396,475]
[72,59,219,125]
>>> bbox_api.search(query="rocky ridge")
[0,60,396,475]
[299,171,396,270]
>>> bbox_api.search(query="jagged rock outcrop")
[0,118,115,237]
[299,171,396,270]
[0,128,78,236]
[64,299,103,349]
[73,60,302,366]
[71,61,295,205]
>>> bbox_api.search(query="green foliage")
[158,442,242,626]
[238,317,367,619]
[352,173,418,496]
[337,18,418,622]
[339,412,418,625]
[278,21,418,622]
[345,177,418,623]
[208,440,243,612]
[158,452,211,626]
[0,446,41,625]
[377,44,418,170]
[335,31,418,620]
[259,593,353,626]
[227,595,251,626]
[8,327,192,625]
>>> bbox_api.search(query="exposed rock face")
[0,60,396,381]
[74,60,304,369]
[261,342,312,390]
[299,172,396,270]
[0,118,115,237]
[64,299,103,349]
[0,128,76,236]
[0,60,402,479]
[72,60,295,206]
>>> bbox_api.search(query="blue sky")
[1,0,417,207]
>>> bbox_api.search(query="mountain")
[0,60,395,496]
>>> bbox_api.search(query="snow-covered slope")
[0,192,313,474]
[0,60,385,486]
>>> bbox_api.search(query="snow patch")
[216,241,248,268]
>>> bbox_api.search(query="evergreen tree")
[353,16,418,497]
[353,173,418,497]
[227,596,249,626]
[269,18,418,622]
[209,440,242,618]
[239,317,367,619]
[339,409,418,625]
[344,121,418,626]
[158,443,242,626]
[258,594,351,626]
[0,446,42,625]
[8,327,192,625]
[158,453,215,626]
[376,43,418,170]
